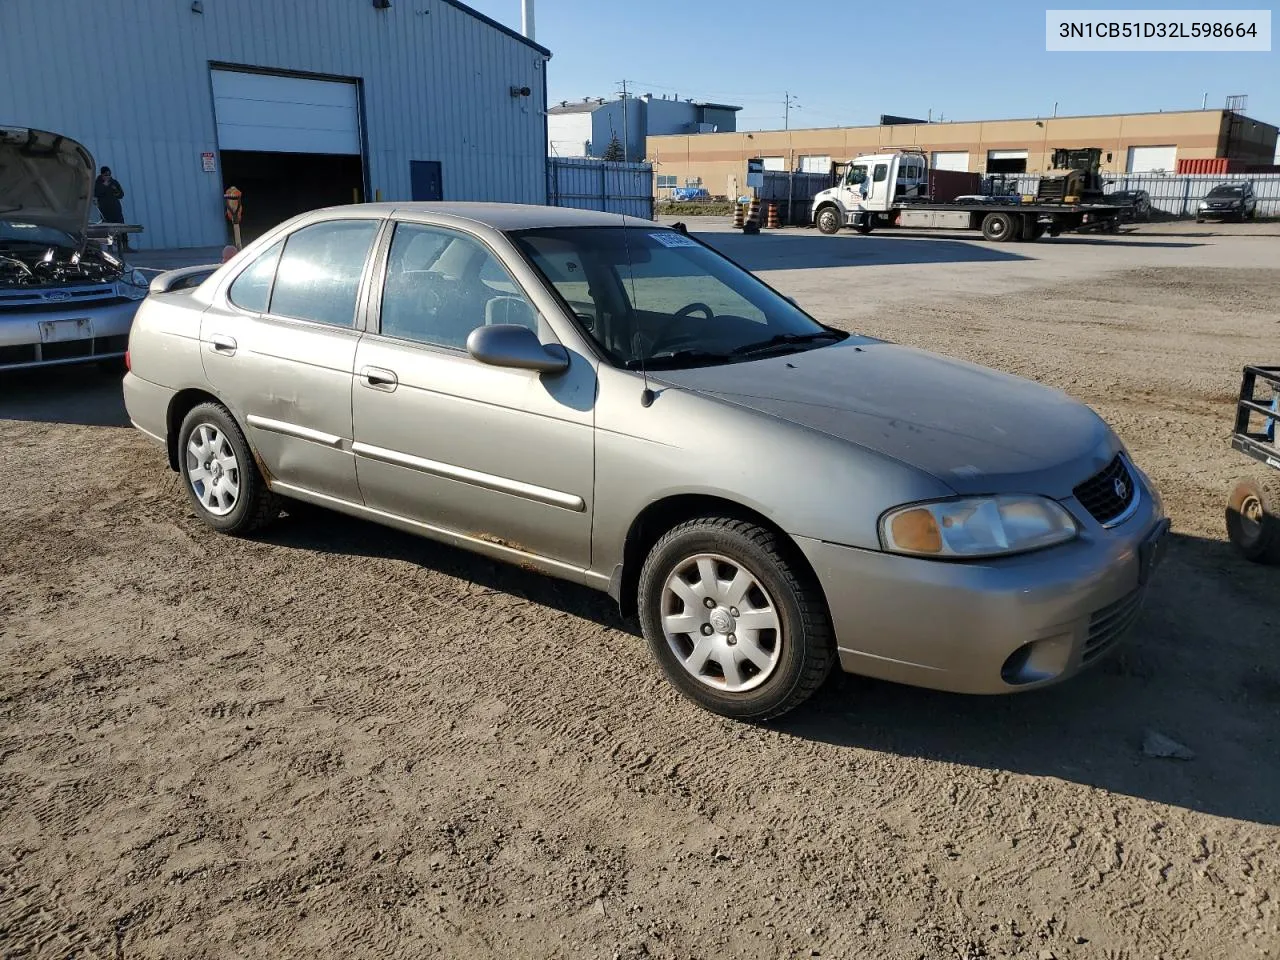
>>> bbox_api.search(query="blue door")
[410,161,443,201]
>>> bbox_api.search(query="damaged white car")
[1,126,149,371]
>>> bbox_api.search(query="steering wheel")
[647,301,715,354]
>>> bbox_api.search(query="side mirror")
[467,323,569,374]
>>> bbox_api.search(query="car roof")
[299,201,658,231]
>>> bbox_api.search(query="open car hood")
[0,126,95,237]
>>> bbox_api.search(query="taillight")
[124,349,131,371]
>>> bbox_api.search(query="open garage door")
[986,149,1028,174]
[211,68,365,243]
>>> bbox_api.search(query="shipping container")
[928,169,983,202]
[1176,158,1246,175]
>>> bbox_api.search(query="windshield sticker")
[650,231,698,248]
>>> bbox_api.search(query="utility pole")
[784,91,801,130]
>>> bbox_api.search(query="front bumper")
[0,299,141,371]
[795,478,1169,695]
[1197,206,1243,220]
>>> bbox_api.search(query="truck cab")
[812,151,927,232]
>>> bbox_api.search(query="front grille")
[1084,588,1145,661]
[0,334,128,368]
[0,293,130,314]
[1073,454,1138,525]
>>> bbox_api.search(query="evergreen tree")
[602,133,625,161]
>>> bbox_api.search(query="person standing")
[93,166,128,250]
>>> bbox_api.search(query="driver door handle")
[360,365,398,391]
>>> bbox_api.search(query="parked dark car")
[1106,189,1152,221]
[1197,182,1258,223]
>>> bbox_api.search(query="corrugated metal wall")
[546,159,654,220]
[0,0,548,249]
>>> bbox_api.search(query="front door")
[410,161,443,201]
[199,217,381,502]
[350,220,596,570]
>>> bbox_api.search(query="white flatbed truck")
[810,151,1125,241]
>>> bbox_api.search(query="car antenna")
[619,210,654,407]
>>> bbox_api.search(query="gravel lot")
[3,222,1278,959]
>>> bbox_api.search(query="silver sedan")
[123,203,1170,719]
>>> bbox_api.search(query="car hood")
[0,126,95,237]
[654,338,1120,499]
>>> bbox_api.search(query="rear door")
[350,219,596,569]
[199,217,382,503]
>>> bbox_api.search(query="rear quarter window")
[228,240,283,313]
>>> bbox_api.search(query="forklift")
[1036,148,1109,205]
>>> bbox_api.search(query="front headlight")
[119,268,149,300]
[1198,201,1209,210]
[879,495,1078,559]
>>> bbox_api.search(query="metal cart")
[1226,365,1280,563]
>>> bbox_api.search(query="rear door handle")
[208,334,237,356]
[360,365,398,391]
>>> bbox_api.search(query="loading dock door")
[986,149,1028,174]
[210,68,365,243]
[1126,145,1177,173]
[931,151,970,172]
[211,69,361,154]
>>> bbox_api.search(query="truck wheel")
[815,206,842,235]
[637,517,835,720]
[854,222,874,235]
[1226,476,1280,564]
[981,212,1017,242]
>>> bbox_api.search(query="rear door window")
[268,220,380,328]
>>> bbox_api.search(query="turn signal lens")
[888,508,943,554]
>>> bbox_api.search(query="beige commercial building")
[648,109,1279,198]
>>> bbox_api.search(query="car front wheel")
[178,402,279,535]
[637,517,835,720]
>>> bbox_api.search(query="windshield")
[1207,185,1245,197]
[0,220,76,248]
[510,226,844,369]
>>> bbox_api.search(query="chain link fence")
[991,172,1280,217]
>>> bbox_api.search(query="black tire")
[1226,476,1280,564]
[853,222,874,235]
[637,517,835,721]
[177,402,279,536]
[1196,218,1204,224]
[981,212,1017,242]
[1017,218,1045,241]
[815,205,842,235]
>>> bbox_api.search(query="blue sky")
[467,0,1278,128]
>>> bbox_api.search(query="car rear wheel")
[178,402,279,535]
[637,517,835,720]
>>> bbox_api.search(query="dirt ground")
[2,228,1279,960]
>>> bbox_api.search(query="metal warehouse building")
[0,0,550,249]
